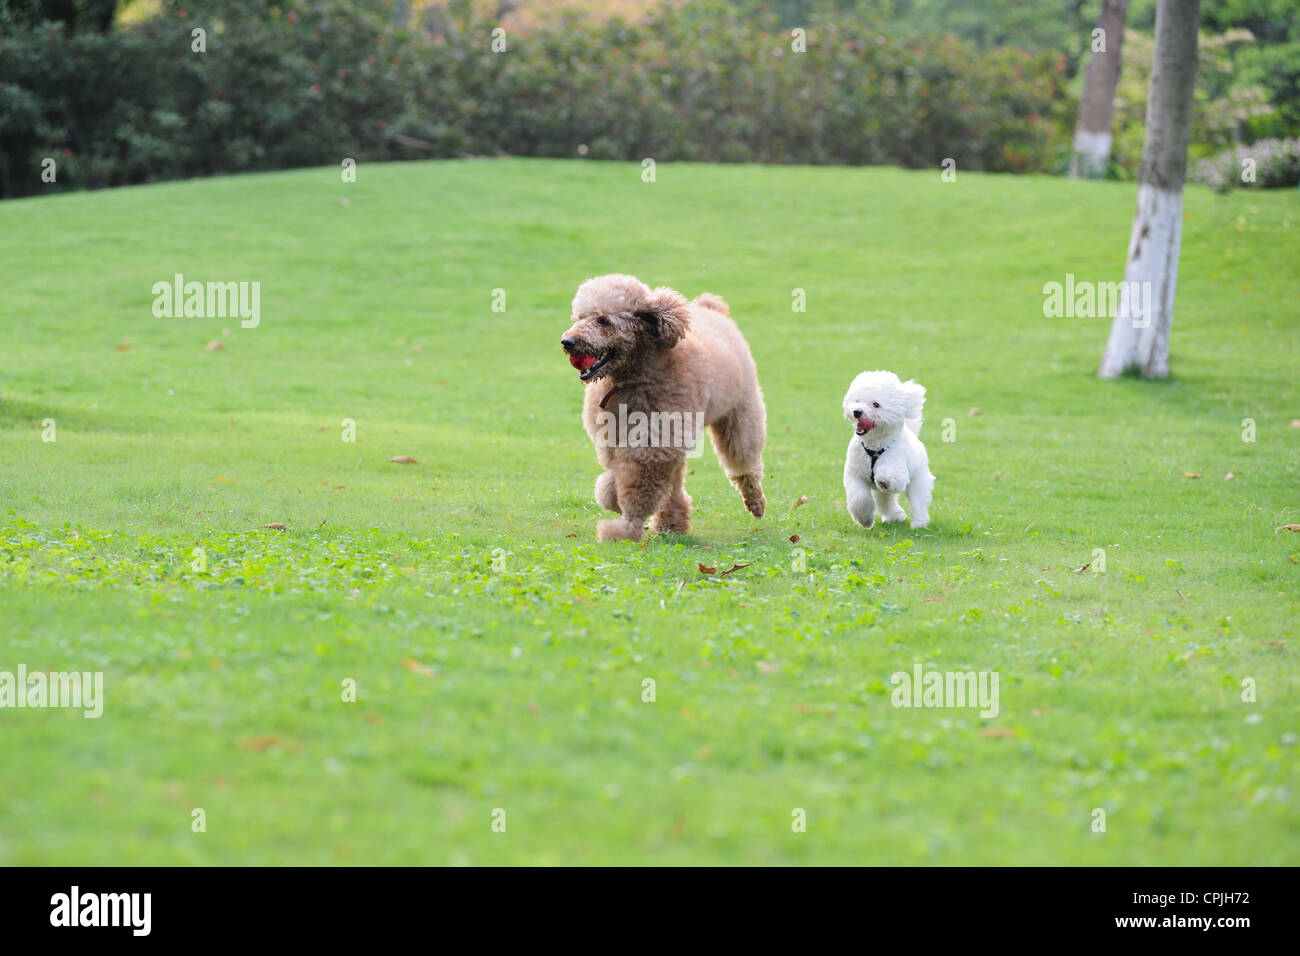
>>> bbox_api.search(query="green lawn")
[1,158,1297,865]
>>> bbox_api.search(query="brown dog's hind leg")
[597,457,675,542]
[709,401,767,519]
[650,459,691,534]
[730,474,766,518]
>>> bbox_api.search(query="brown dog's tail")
[693,292,730,316]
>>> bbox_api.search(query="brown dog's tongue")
[570,354,596,371]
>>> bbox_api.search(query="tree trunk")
[1098,0,1200,379]
[1070,0,1131,178]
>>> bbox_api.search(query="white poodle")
[842,370,935,530]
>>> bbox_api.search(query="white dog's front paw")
[846,488,876,529]
[909,515,930,529]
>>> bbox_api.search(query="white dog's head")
[842,370,926,438]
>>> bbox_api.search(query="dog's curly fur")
[841,369,934,530]
[562,274,767,542]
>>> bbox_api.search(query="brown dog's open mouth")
[571,350,614,382]
[855,419,873,435]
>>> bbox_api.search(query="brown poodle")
[561,274,767,542]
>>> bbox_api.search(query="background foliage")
[1,0,1297,197]
[0,0,1066,197]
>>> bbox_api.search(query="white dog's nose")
[852,408,864,419]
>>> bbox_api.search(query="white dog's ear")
[901,380,926,419]
[636,287,691,348]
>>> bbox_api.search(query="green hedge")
[0,0,1074,198]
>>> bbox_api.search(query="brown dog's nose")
[561,337,577,353]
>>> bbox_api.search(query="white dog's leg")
[846,480,876,529]
[906,471,935,529]
[873,487,908,523]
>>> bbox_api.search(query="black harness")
[860,439,894,485]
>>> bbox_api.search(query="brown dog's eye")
[597,316,612,326]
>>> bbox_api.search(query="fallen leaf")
[1260,640,1286,649]
[719,562,752,576]
[1073,562,1091,573]
[564,533,577,538]
[237,735,281,752]
[979,727,1016,739]
[1290,419,1300,429]
[114,342,131,351]
[1224,472,1235,481]
[204,340,225,352]
[215,477,235,483]
[264,522,287,530]
[1181,471,1202,479]
[400,657,435,678]
[698,563,717,574]
[757,660,782,675]
[791,495,809,509]
[1276,524,1300,533]
[968,406,981,416]
[789,534,800,543]
[389,455,418,464]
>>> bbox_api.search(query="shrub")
[1191,137,1300,192]
[0,0,1076,198]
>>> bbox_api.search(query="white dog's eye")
[871,401,880,409]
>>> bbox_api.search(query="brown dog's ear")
[634,287,691,348]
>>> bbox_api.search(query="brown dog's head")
[561,274,691,383]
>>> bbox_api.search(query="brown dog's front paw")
[594,471,620,513]
[598,518,644,543]
[651,513,691,535]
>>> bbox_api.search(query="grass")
[0,158,1297,865]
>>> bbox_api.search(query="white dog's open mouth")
[855,418,873,436]
[572,350,615,382]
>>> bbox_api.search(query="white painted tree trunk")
[1070,0,1130,179]
[1098,0,1200,379]
[1071,130,1113,180]
[1097,183,1183,378]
